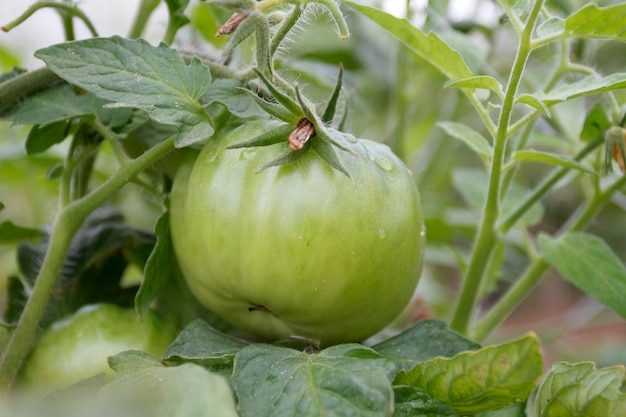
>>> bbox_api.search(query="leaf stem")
[91,119,131,167]
[1,1,98,37]
[0,136,176,390]
[450,0,544,334]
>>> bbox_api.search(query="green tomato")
[170,121,425,346]
[21,304,177,391]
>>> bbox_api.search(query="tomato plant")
[1,0,626,416]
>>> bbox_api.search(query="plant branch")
[1,1,98,37]
[0,136,176,390]
[474,174,626,341]
[450,0,544,334]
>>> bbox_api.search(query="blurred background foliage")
[1,0,625,367]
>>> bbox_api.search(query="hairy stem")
[0,68,60,114]
[0,136,176,389]
[450,0,544,334]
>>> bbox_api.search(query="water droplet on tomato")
[344,133,357,143]
[377,228,386,239]
[374,157,393,171]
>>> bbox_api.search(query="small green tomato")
[21,303,177,391]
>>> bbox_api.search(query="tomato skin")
[21,304,177,391]
[170,121,425,345]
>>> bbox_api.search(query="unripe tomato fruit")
[170,121,425,346]
[21,304,177,391]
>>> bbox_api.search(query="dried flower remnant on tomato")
[288,118,316,150]
[216,12,249,36]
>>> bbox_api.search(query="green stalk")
[128,0,161,39]
[0,136,176,389]
[474,174,626,341]
[1,1,98,37]
[449,0,544,334]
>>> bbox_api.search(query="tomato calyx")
[227,65,358,183]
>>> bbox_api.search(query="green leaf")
[538,232,626,319]
[511,150,595,175]
[232,343,395,417]
[35,36,214,147]
[580,102,611,142]
[516,93,551,117]
[393,386,459,417]
[438,121,492,159]
[0,83,131,127]
[162,319,248,373]
[25,121,69,155]
[444,76,504,99]
[395,334,543,415]
[99,363,239,417]
[529,73,626,107]
[108,350,164,377]
[202,79,265,119]
[136,210,175,317]
[535,3,626,43]
[372,319,481,371]
[526,362,626,417]
[0,221,45,244]
[346,2,473,80]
